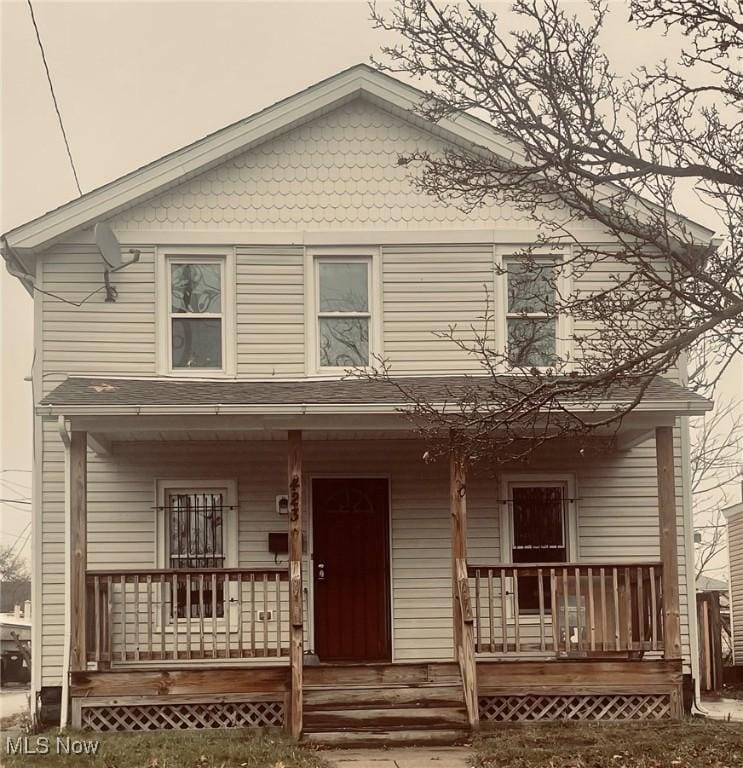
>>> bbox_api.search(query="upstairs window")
[170,261,224,370]
[505,259,558,368]
[316,259,371,369]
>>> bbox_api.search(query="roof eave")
[36,398,713,418]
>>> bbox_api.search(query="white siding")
[236,246,305,376]
[728,512,743,663]
[382,244,493,373]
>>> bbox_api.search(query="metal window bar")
[167,493,226,618]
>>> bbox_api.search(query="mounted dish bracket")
[94,222,141,302]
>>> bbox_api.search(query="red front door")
[312,478,391,663]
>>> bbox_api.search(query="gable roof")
[2,63,715,265]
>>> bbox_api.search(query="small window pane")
[507,261,556,313]
[319,317,369,367]
[171,263,222,314]
[319,262,368,312]
[172,318,222,368]
[507,317,557,367]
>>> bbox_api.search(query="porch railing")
[468,562,664,657]
[85,567,290,666]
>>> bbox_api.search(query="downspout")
[678,352,706,715]
[57,416,72,730]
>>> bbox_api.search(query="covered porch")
[40,375,710,736]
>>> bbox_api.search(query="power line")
[0,498,31,505]
[26,0,82,196]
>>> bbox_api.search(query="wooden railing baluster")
[211,573,218,659]
[474,569,481,653]
[275,573,282,657]
[512,568,520,653]
[650,565,658,651]
[575,567,582,651]
[562,567,570,653]
[172,573,179,661]
[612,567,621,652]
[500,568,507,653]
[160,574,166,660]
[94,576,101,663]
[538,568,545,652]
[637,566,645,652]
[487,569,495,653]
[134,575,140,662]
[120,574,126,663]
[587,567,595,653]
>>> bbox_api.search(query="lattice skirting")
[479,693,672,722]
[79,699,285,731]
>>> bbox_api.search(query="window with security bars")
[167,491,226,618]
[511,484,567,611]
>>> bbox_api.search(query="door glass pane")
[172,318,222,368]
[171,263,222,313]
[319,262,368,312]
[319,317,369,367]
[507,317,556,367]
[507,261,556,313]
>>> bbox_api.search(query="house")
[1,64,715,741]
[0,602,32,685]
[723,500,743,668]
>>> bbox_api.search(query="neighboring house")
[1,65,714,740]
[723,500,743,666]
[0,602,32,685]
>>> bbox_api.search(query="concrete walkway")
[701,697,743,723]
[322,747,474,768]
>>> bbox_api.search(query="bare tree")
[690,391,742,579]
[365,0,742,462]
[0,545,29,583]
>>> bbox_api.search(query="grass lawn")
[474,720,743,768]
[2,729,329,768]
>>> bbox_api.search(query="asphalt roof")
[39,374,712,413]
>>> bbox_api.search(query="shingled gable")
[1,63,714,271]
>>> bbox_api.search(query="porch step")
[302,678,469,746]
[304,728,471,748]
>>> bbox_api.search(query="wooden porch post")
[655,426,682,661]
[287,430,303,739]
[450,435,467,652]
[69,431,88,672]
[449,432,478,729]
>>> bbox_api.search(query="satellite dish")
[95,222,123,269]
[93,222,140,302]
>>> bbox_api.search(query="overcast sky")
[1,1,740,575]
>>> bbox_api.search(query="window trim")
[495,250,572,371]
[498,474,578,622]
[156,247,236,377]
[154,479,239,630]
[154,479,239,571]
[305,247,382,375]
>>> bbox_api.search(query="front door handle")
[316,562,326,581]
